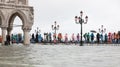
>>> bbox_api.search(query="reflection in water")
[0,44,45,67]
[0,44,120,67]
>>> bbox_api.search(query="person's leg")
[9,41,10,45]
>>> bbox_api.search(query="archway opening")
[11,16,23,34]
[8,14,24,43]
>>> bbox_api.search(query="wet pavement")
[0,44,120,67]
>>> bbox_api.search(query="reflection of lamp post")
[75,11,88,46]
[99,25,106,34]
[51,21,59,40]
[35,27,41,34]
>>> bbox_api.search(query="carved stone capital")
[1,27,7,30]
[7,27,13,31]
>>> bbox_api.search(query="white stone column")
[23,28,31,45]
[26,0,28,5]
[1,27,7,45]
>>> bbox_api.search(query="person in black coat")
[35,33,38,43]
[32,33,35,40]
[96,33,100,43]
[6,35,11,45]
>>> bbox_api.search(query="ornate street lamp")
[51,21,59,41]
[35,27,41,34]
[34,27,41,43]
[98,25,106,43]
[75,11,88,46]
[99,25,106,34]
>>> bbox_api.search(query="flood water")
[0,44,120,67]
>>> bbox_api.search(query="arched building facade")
[0,0,34,45]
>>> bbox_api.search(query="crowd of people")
[30,31,120,44]
[5,34,23,45]
[4,31,120,45]
[83,32,120,44]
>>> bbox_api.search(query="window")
[6,0,15,3]
[18,0,26,5]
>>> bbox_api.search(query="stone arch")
[7,9,28,29]
[0,1,33,45]
[0,10,5,27]
[6,9,32,45]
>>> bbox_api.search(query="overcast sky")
[10,0,120,36]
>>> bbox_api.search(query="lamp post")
[51,21,59,41]
[35,27,41,43]
[35,27,41,34]
[75,11,88,46]
[99,25,106,43]
[99,25,106,34]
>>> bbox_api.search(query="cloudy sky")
[10,0,120,36]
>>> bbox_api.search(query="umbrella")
[90,30,97,33]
